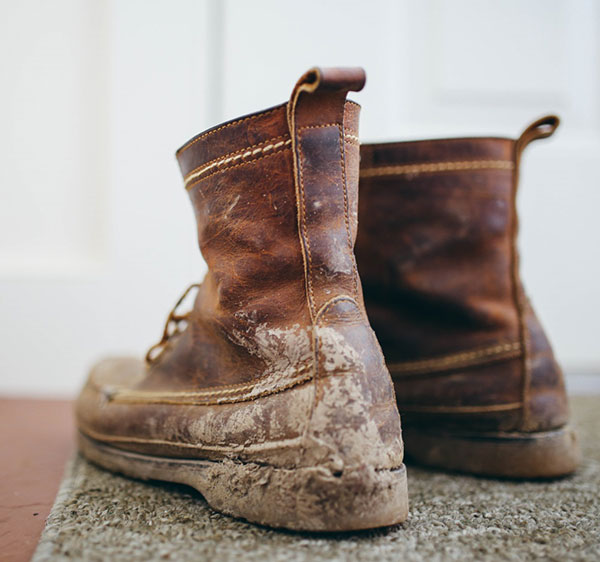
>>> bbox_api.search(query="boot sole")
[78,431,409,531]
[403,425,579,479]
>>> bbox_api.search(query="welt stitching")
[297,133,316,317]
[183,135,290,184]
[337,123,360,299]
[177,105,283,155]
[360,160,514,178]
[388,341,522,373]
[185,148,289,191]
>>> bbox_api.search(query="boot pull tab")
[286,67,366,321]
[287,67,366,130]
[295,66,366,93]
[515,115,560,161]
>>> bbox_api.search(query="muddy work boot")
[76,68,408,531]
[356,116,580,478]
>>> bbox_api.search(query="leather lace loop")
[145,283,201,365]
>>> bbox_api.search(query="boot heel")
[403,426,580,479]
[202,460,409,531]
[79,431,408,531]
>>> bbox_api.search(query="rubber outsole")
[402,425,580,479]
[78,432,409,531]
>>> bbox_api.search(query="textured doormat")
[34,397,600,562]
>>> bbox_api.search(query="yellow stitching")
[184,138,292,188]
[109,373,312,405]
[344,134,360,144]
[185,148,290,191]
[360,160,514,178]
[295,123,360,302]
[296,124,357,139]
[389,341,521,373]
[287,86,319,446]
[99,363,312,400]
[296,124,357,137]
[298,123,338,131]
[388,341,522,375]
[106,371,315,406]
[183,135,289,181]
[177,100,357,156]
[397,402,522,413]
[315,295,359,322]
[287,87,315,330]
[177,105,285,155]
[297,134,316,317]
[185,134,291,181]
[337,124,360,299]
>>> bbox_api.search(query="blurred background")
[1,0,599,397]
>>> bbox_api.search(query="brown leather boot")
[75,68,408,531]
[356,116,580,478]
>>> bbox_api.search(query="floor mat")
[33,396,600,561]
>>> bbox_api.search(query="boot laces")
[145,283,201,364]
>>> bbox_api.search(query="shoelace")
[145,283,201,364]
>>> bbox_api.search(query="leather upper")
[76,68,403,473]
[356,116,569,433]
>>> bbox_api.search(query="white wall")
[1,0,599,396]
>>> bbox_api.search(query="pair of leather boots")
[77,67,580,531]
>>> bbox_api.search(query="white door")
[1,0,598,396]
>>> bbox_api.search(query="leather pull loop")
[287,67,366,131]
[287,67,366,320]
[515,115,560,162]
[511,114,559,428]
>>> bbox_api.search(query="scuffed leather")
[356,118,569,434]
[76,67,404,474]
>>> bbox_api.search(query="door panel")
[1,0,598,395]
